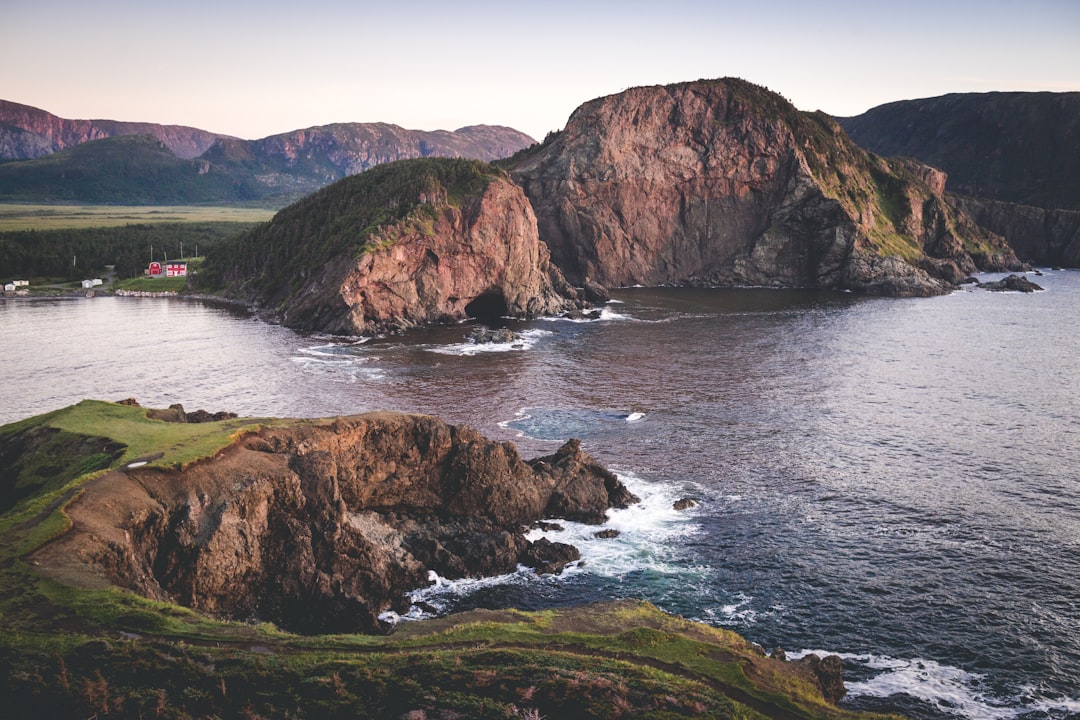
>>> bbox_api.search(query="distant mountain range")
[0,99,536,205]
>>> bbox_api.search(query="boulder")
[977,274,1044,292]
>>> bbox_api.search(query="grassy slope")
[197,157,505,305]
[0,401,899,719]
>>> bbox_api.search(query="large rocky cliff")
[204,158,581,334]
[510,79,1019,296]
[33,411,637,634]
[953,195,1080,267]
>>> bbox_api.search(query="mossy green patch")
[0,402,899,719]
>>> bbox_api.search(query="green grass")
[0,402,898,719]
[113,275,189,292]
[0,204,275,232]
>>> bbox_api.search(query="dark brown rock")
[520,537,581,574]
[673,498,697,511]
[797,653,847,705]
[532,439,640,524]
[33,412,637,634]
[977,274,1044,292]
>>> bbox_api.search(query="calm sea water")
[2,272,1078,719]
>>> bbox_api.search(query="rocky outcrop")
[34,412,638,634]
[976,274,1043,292]
[953,195,1080,267]
[209,158,582,335]
[0,99,226,160]
[837,91,1080,212]
[511,78,1019,296]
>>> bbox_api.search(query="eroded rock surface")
[511,78,1020,296]
[34,412,637,634]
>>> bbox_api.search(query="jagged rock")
[563,308,603,320]
[771,647,788,661]
[468,326,518,344]
[144,403,237,424]
[521,537,581,574]
[33,412,637,634]
[797,653,847,705]
[594,529,620,539]
[673,498,697,511]
[582,276,611,303]
[533,439,641,524]
[977,274,1044,292]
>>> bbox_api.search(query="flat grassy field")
[0,204,276,232]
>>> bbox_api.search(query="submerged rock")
[468,326,519,344]
[977,274,1044,292]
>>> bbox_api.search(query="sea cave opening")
[464,291,509,320]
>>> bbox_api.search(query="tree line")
[0,222,258,281]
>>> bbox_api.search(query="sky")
[2,0,1078,142]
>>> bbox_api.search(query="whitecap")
[500,407,650,441]
[784,650,1080,720]
[526,470,703,578]
[427,328,552,356]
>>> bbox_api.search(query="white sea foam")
[526,470,702,578]
[427,328,552,356]
[625,412,645,423]
[290,347,387,381]
[785,650,1080,719]
[380,566,554,625]
[380,471,703,625]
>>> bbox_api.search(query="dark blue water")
[2,271,1078,718]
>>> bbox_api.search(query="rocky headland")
[0,400,870,718]
[510,78,1021,296]
[202,158,583,335]
[32,409,636,634]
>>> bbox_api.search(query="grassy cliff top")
[0,400,899,719]
[197,157,507,302]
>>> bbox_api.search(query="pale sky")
[2,0,1078,142]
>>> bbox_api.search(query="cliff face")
[511,79,1018,296]
[838,92,1080,212]
[208,158,580,335]
[953,195,1080,267]
[0,99,226,160]
[33,412,637,634]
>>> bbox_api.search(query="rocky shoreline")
[33,410,639,634]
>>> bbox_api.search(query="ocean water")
[1,271,1078,719]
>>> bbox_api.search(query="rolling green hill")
[0,135,263,205]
